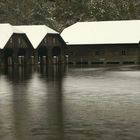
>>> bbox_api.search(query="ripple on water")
[0,65,140,140]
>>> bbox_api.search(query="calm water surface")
[0,65,140,140]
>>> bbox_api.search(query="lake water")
[0,65,140,140]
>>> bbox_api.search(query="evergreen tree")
[0,0,139,31]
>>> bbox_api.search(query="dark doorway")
[3,48,13,65]
[52,47,61,64]
[18,48,27,65]
[18,48,26,56]
[52,47,61,56]
[38,46,48,65]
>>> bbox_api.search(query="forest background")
[0,0,139,31]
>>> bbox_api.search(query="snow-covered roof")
[0,23,24,49]
[15,25,58,49]
[61,20,140,45]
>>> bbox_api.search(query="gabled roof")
[61,20,140,45]
[15,25,58,49]
[0,23,24,49]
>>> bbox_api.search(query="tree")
[0,0,139,31]
[0,1,8,22]
[54,0,89,31]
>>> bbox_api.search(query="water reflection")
[27,65,66,140]
[0,65,140,140]
[0,65,66,140]
[1,66,34,140]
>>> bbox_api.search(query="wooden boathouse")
[0,24,33,66]
[61,20,140,65]
[15,25,67,65]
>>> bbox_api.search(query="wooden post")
[34,50,38,65]
[48,48,53,64]
[13,50,18,65]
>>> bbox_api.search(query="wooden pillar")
[12,49,18,65]
[8,57,13,65]
[61,48,66,64]
[48,48,53,64]
[43,56,46,64]
[25,49,30,65]
[0,51,4,66]
[18,56,24,65]
[34,50,38,65]
[30,56,34,65]
[29,48,34,65]
[40,56,43,65]
[65,55,69,64]
[58,54,62,64]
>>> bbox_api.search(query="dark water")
[0,65,140,140]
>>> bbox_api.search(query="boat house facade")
[61,20,140,64]
[0,24,33,66]
[15,25,67,65]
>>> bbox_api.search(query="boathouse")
[61,20,140,64]
[0,24,33,66]
[15,25,67,65]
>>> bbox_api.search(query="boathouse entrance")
[52,47,61,64]
[18,48,27,65]
[38,46,48,65]
[3,47,31,66]
[3,48,13,65]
